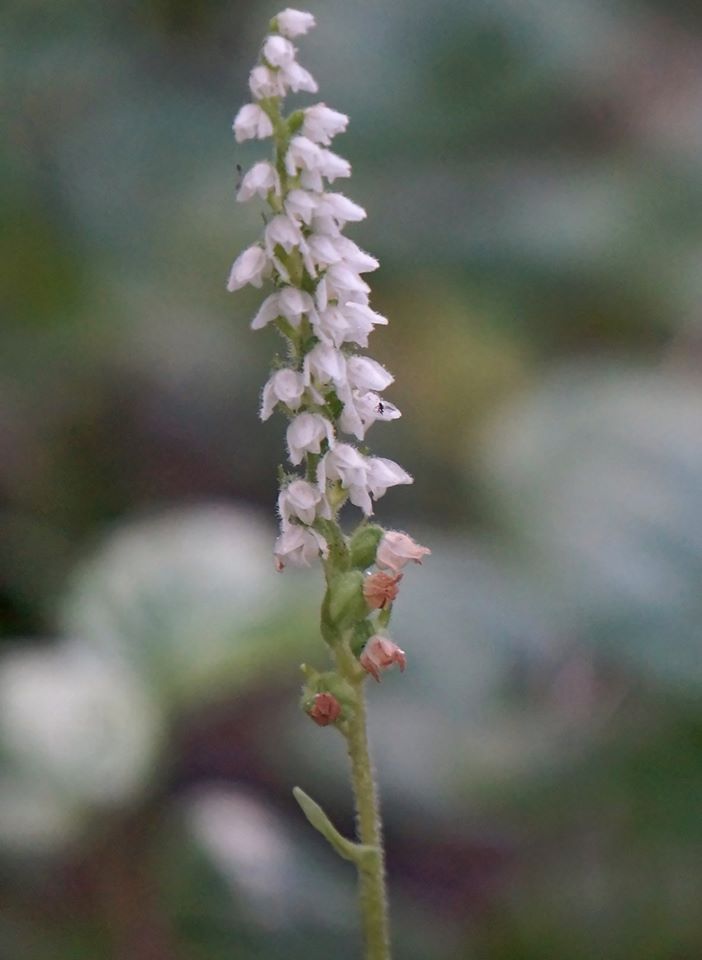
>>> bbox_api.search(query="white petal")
[346,356,394,392]
[316,148,351,181]
[367,457,413,498]
[226,246,268,291]
[251,293,281,330]
[237,161,280,202]
[299,169,324,192]
[265,214,302,255]
[249,65,286,99]
[325,263,370,295]
[318,193,366,224]
[303,343,346,387]
[286,136,322,173]
[286,413,334,465]
[260,369,305,420]
[274,525,327,569]
[275,9,316,38]
[333,236,379,273]
[302,103,349,145]
[263,35,296,67]
[285,189,320,225]
[281,61,318,93]
[307,233,342,267]
[278,286,314,322]
[232,103,274,142]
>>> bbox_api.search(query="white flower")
[316,264,370,310]
[310,304,354,347]
[280,60,318,93]
[287,412,334,464]
[274,525,327,569]
[315,192,367,228]
[251,293,281,330]
[285,136,322,176]
[309,202,369,237]
[302,104,349,145]
[339,391,401,440]
[367,457,413,499]
[278,479,330,525]
[346,355,394,392]
[331,235,379,273]
[306,233,343,268]
[310,301,385,348]
[261,369,306,420]
[327,262,370,294]
[264,214,302,256]
[262,35,296,68]
[342,302,388,341]
[249,64,286,100]
[237,161,280,202]
[275,8,316,38]
[227,245,269,291]
[301,150,351,190]
[318,446,411,513]
[285,188,319,225]
[376,531,431,573]
[319,444,373,514]
[286,138,351,189]
[315,301,387,348]
[317,149,351,180]
[278,286,316,323]
[357,392,401,424]
[233,103,274,142]
[303,343,346,387]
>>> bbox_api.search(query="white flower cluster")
[228,9,412,569]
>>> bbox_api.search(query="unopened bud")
[306,691,341,726]
[363,571,402,610]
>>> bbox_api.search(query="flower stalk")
[227,10,430,958]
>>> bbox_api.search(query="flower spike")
[227,16,430,955]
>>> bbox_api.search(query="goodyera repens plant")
[227,10,430,959]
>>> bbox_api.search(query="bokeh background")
[3,0,702,957]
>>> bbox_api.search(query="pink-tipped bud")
[363,571,402,610]
[307,691,341,726]
[360,635,406,682]
[376,531,431,574]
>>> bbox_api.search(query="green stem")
[345,677,391,960]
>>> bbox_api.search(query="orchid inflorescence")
[228,8,429,688]
[228,10,430,956]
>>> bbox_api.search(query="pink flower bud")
[307,691,341,726]
[360,635,406,682]
[376,531,431,574]
[363,571,402,610]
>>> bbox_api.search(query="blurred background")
[2,0,702,957]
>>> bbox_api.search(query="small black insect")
[236,163,244,191]
[376,401,385,415]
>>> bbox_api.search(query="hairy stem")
[334,639,391,960]
[347,681,391,960]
